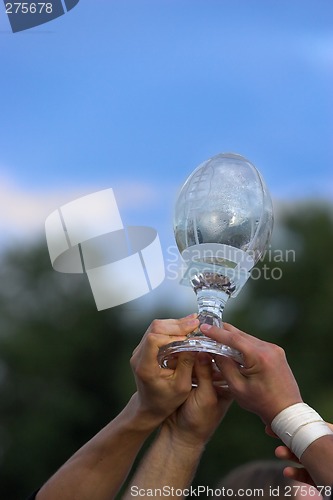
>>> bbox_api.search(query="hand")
[274,445,315,486]
[163,353,233,448]
[123,352,232,499]
[130,315,200,424]
[201,322,302,424]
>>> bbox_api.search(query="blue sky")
[0,0,332,255]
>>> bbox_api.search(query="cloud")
[0,174,64,244]
[112,181,161,210]
[0,171,168,249]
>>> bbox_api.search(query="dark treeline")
[0,202,332,499]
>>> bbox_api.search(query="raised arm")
[124,353,233,499]
[35,315,199,500]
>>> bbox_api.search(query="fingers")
[200,323,257,368]
[131,315,200,379]
[194,354,214,389]
[213,354,245,390]
[173,351,197,388]
[274,446,316,486]
[202,323,289,378]
[200,323,302,424]
[201,322,256,347]
[283,466,315,486]
[194,355,233,406]
[222,323,260,345]
[132,315,199,357]
[148,315,199,336]
[131,332,180,377]
[275,445,299,463]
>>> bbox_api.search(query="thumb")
[214,354,243,389]
[174,352,196,382]
[195,353,214,388]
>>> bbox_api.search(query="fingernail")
[185,313,198,319]
[200,323,212,332]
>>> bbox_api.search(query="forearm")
[300,435,333,487]
[270,403,333,488]
[124,423,206,499]
[36,393,161,500]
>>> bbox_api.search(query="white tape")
[271,402,333,459]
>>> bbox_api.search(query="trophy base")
[157,336,243,368]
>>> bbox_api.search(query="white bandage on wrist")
[271,402,333,459]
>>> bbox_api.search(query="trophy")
[158,153,273,368]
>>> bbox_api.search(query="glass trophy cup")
[158,153,274,368]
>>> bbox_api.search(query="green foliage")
[0,202,333,498]
[0,244,140,499]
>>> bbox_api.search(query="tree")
[0,243,140,499]
[0,202,332,498]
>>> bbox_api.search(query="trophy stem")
[188,288,227,339]
[157,272,243,368]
